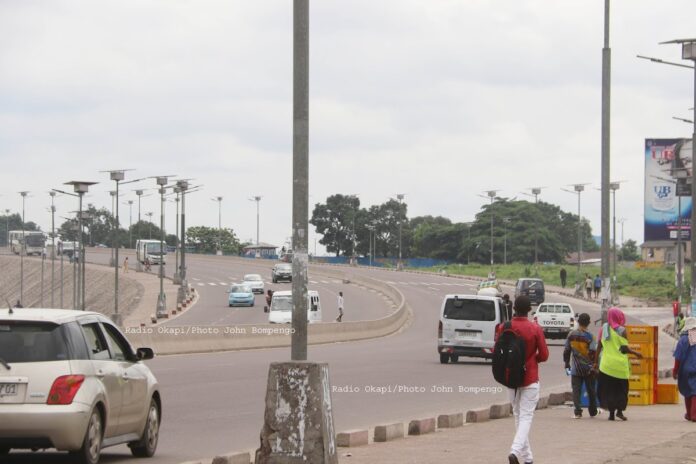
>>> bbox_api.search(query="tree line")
[310,194,640,263]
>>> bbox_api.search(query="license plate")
[546,328,561,333]
[456,330,478,339]
[0,383,18,397]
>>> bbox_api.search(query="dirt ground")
[0,254,143,318]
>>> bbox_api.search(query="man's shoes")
[572,413,582,419]
[508,453,520,464]
[616,412,628,421]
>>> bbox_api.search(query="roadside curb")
[179,391,573,464]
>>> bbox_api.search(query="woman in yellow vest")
[596,307,643,421]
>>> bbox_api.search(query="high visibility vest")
[599,327,630,379]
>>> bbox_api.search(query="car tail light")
[533,316,537,323]
[47,375,85,405]
[438,321,443,338]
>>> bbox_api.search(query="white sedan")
[242,274,265,294]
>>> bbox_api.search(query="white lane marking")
[197,283,205,286]
[309,280,318,284]
[385,281,397,284]
[428,287,439,291]
[219,282,227,286]
[192,277,200,281]
[320,281,330,284]
[208,282,217,286]
[331,280,342,284]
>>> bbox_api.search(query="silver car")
[0,308,161,464]
[242,273,265,294]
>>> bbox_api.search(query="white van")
[437,294,508,363]
[266,290,321,324]
[136,239,167,265]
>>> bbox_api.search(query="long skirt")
[598,371,628,411]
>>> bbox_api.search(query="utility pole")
[154,176,172,318]
[480,190,499,271]
[127,200,134,248]
[212,196,223,255]
[600,0,612,323]
[176,180,189,305]
[19,191,28,306]
[173,188,181,284]
[396,193,405,269]
[503,217,511,265]
[50,192,56,307]
[562,184,588,295]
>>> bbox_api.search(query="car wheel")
[450,355,459,363]
[229,304,233,307]
[70,408,102,464]
[130,399,160,457]
[439,353,450,364]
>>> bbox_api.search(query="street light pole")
[173,188,181,284]
[108,171,125,325]
[481,190,498,271]
[562,184,587,294]
[600,0,612,323]
[109,191,116,267]
[249,196,262,246]
[609,182,621,303]
[155,176,170,318]
[19,191,28,306]
[65,181,97,311]
[503,217,511,265]
[127,200,133,248]
[176,180,189,305]
[396,193,405,269]
[50,192,56,308]
[212,196,223,255]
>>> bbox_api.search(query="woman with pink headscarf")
[673,317,696,421]
[595,307,643,421]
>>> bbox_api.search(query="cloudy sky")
[1,0,694,254]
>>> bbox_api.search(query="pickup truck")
[532,302,576,339]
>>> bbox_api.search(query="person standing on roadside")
[501,294,513,320]
[596,307,643,421]
[265,289,274,308]
[564,313,598,418]
[122,256,129,273]
[593,274,602,299]
[495,295,549,464]
[673,317,696,421]
[560,267,567,288]
[584,274,593,299]
[336,291,344,322]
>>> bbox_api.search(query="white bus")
[136,239,167,265]
[9,230,45,256]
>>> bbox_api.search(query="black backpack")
[492,322,527,388]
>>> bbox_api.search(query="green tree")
[186,226,241,254]
[311,194,362,257]
[619,239,640,261]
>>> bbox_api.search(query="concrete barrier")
[126,267,410,356]
[548,392,566,406]
[489,403,512,419]
[437,413,464,429]
[374,423,404,442]
[408,418,436,436]
[536,395,549,410]
[465,408,490,423]
[336,430,369,447]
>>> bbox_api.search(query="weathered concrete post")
[255,362,337,464]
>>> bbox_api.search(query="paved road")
[3,254,659,463]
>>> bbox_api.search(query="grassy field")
[411,262,686,306]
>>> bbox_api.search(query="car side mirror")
[264,306,269,313]
[136,347,155,361]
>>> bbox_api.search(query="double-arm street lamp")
[562,184,589,295]
[212,196,223,255]
[63,181,97,311]
[249,196,262,246]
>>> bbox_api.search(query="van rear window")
[443,299,495,321]
[521,280,544,290]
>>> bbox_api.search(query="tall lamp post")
[126,200,134,248]
[49,192,56,307]
[249,196,262,246]
[395,193,405,269]
[479,190,499,271]
[599,0,612,324]
[18,191,28,306]
[562,184,588,295]
[109,190,117,267]
[64,181,97,311]
[212,196,223,255]
[4,209,9,250]
[609,181,624,303]
[660,38,696,317]
[176,180,190,304]
[154,176,172,318]
[503,217,511,265]
[522,187,545,266]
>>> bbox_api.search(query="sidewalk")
[339,403,695,464]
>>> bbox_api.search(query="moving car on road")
[438,294,508,363]
[532,302,576,339]
[266,290,321,324]
[242,274,265,294]
[514,278,545,305]
[271,263,292,283]
[0,308,161,464]
[227,285,255,307]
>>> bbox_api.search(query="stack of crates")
[625,325,658,405]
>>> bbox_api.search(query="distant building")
[640,240,689,264]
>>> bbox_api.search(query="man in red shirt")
[495,295,549,464]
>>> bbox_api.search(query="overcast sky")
[1,0,694,255]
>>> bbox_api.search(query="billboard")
[644,138,693,242]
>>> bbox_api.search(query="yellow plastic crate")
[625,325,656,344]
[628,342,654,359]
[629,374,654,391]
[628,389,654,405]
[629,358,655,375]
[656,384,679,404]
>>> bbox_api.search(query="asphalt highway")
[3,252,641,463]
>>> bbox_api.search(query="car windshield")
[276,265,292,272]
[443,298,495,322]
[521,280,543,290]
[25,234,45,247]
[146,243,165,254]
[244,274,262,282]
[541,304,571,314]
[271,295,293,312]
[229,285,251,293]
[0,322,70,363]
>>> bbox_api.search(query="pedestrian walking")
[584,274,593,299]
[564,313,598,418]
[265,289,274,308]
[596,307,643,421]
[336,291,344,322]
[560,267,567,288]
[501,294,513,321]
[593,274,602,299]
[144,256,151,272]
[494,295,549,464]
[673,317,696,421]
[122,256,129,273]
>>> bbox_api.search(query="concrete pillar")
[255,362,337,464]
